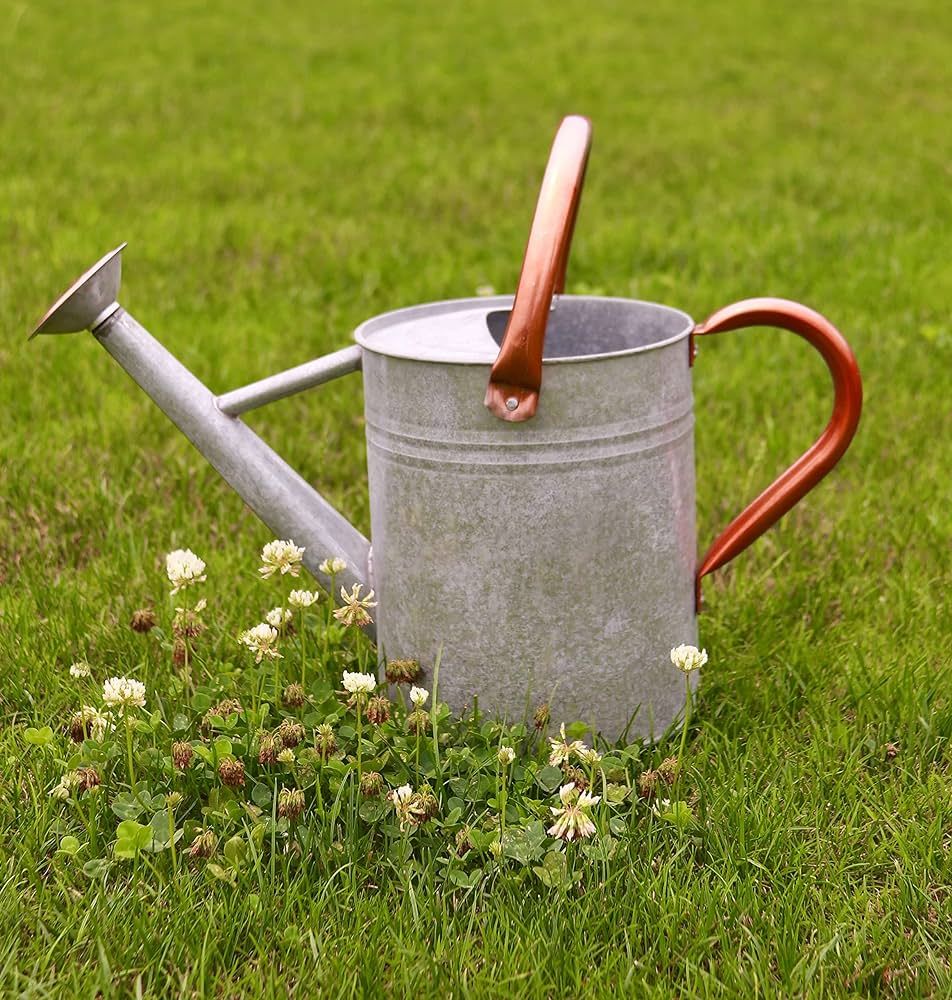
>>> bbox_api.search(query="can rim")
[353,294,694,366]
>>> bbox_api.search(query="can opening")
[486,297,692,360]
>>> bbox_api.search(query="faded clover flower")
[130,608,157,633]
[282,683,306,709]
[288,589,319,609]
[319,556,347,576]
[238,622,281,662]
[416,785,439,821]
[278,787,305,821]
[265,606,293,630]
[69,661,91,679]
[360,771,386,798]
[342,671,377,697]
[166,548,207,594]
[75,767,101,793]
[407,709,430,735]
[547,782,601,842]
[638,769,660,799]
[202,698,243,731]
[533,702,551,731]
[172,741,194,770]
[218,758,245,788]
[409,686,429,708]
[670,644,708,674]
[385,658,421,685]
[657,756,680,785]
[103,676,146,711]
[548,723,586,767]
[173,603,206,640]
[188,829,218,859]
[259,539,304,579]
[563,765,590,791]
[497,746,516,766]
[258,732,280,765]
[333,584,377,628]
[277,719,306,749]
[366,695,391,725]
[314,723,337,759]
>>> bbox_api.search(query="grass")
[2,0,951,995]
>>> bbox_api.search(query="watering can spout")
[31,245,374,619]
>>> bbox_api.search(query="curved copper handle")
[694,298,863,609]
[485,116,592,422]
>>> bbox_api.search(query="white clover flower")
[239,623,282,662]
[50,775,73,800]
[390,784,413,805]
[288,590,319,609]
[333,584,377,628]
[548,723,587,767]
[389,783,422,832]
[277,748,296,764]
[265,606,293,629]
[69,662,91,679]
[342,671,377,696]
[578,746,602,766]
[497,746,515,766]
[166,548,207,594]
[650,798,672,817]
[259,539,305,579]
[475,284,496,297]
[547,782,601,841]
[319,556,348,576]
[102,676,146,710]
[409,686,429,708]
[80,704,112,741]
[670,644,708,674]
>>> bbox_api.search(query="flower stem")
[124,713,136,787]
[499,763,508,854]
[299,610,306,686]
[356,703,364,789]
[168,806,177,882]
[678,673,692,799]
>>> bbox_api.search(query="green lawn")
[2,0,951,996]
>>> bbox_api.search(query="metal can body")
[358,296,697,741]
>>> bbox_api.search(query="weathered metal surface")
[92,308,373,603]
[358,295,698,740]
[29,244,373,608]
[217,344,363,416]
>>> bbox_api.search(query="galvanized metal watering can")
[32,116,862,740]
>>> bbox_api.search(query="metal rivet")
[505,397,519,411]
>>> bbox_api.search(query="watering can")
[31,116,862,740]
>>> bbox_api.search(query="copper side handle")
[485,116,592,422]
[693,298,863,610]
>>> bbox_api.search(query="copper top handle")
[485,116,593,422]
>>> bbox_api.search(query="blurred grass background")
[1,0,951,995]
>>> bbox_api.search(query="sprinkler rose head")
[31,243,126,337]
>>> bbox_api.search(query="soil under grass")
[2,1,951,996]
